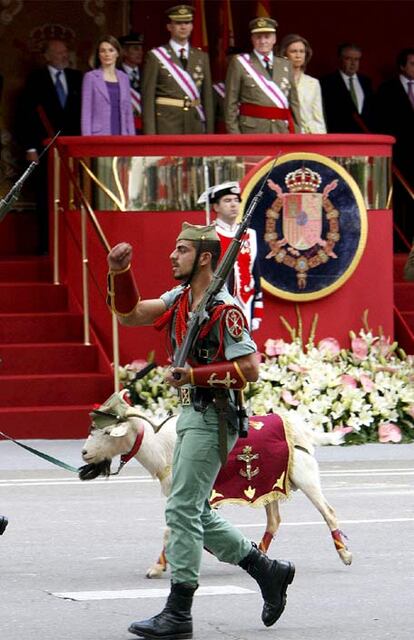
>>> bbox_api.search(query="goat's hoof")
[339,550,353,566]
[145,563,166,579]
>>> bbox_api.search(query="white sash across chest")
[130,87,141,114]
[237,53,288,109]
[213,82,225,99]
[152,46,205,122]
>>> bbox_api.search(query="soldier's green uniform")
[127,222,295,640]
[141,4,214,134]
[160,285,256,583]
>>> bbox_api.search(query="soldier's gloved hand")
[108,242,133,271]
[251,317,261,332]
[165,366,191,388]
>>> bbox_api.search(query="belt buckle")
[183,97,191,111]
[198,348,209,361]
[180,387,191,405]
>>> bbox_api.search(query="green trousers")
[165,404,252,584]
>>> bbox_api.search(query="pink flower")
[288,363,308,373]
[360,374,375,392]
[376,336,393,358]
[264,338,287,357]
[340,374,357,388]
[351,337,369,360]
[128,359,149,372]
[378,423,402,443]
[281,389,299,406]
[318,337,341,358]
[333,425,354,435]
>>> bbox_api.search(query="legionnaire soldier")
[141,4,214,134]
[224,17,301,134]
[107,223,295,639]
[119,32,145,134]
[198,181,264,331]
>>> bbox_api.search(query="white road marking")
[52,585,255,601]
[1,467,414,487]
[234,516,414,528]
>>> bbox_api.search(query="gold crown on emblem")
[285,167,322,193]
[257,19,266,27]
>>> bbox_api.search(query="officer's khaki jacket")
[224,52,301,134]
[404,244,414,281]
[142,44,214,135]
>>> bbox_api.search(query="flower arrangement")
[118,311,414,443]
[118,358,179,423]
[248,310,414,444]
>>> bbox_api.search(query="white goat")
[80,393,352,577]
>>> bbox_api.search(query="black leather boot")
[128,581,197,639]
[0,516,8,535]
[239,544,295,627]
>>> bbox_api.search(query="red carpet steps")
[394,253,414,355]
[0,256,113,439]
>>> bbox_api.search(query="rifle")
[173,156,279,375]
[0,131,61,223]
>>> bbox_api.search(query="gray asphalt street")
[0,438,413,640]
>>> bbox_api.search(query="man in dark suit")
[321,43,374,133]
[376,48,414,245]
[19,39,82,253]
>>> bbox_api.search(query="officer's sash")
[213,82,225,99]
[130,87,141,114]
[237,54,289,109]
[152,47,206,122]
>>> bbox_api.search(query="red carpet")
[394,253,414,354]
[0,254,113,439]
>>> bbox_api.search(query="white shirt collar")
[215,217,239,234]
[400,74,413,90]
[169,39,189,58]
[123,63,139,76]
[254,50,273,65]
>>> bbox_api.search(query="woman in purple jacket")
[81,35,135,135]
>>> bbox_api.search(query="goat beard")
[78,459,112,481]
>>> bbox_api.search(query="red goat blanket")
[210,413,293,508]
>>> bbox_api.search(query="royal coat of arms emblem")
[241,153,367,301]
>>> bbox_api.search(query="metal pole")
[203,158,211,224]
[80,204,91,346]
[112,312,120,392]
[53,148,61,285]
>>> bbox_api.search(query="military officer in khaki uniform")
[107,223,295,640]
[141,4,214,134]
[224,17,301,134]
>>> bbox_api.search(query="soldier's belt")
[239,102,295,133]
[178,387,215,406]
[155,96,201,110]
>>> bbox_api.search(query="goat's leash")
[0,430,79,473]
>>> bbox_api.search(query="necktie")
[263,55,272,78]
[55,70,67,108]
[179,48,187,70]
[131,68,140,91]
[407,81,414,109]
[348,76,358,110]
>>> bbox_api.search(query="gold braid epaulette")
[106,263,141,317]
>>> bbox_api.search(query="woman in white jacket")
[278,34,326,134]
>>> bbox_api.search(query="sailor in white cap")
[198,180,264,331]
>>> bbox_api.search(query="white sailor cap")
[198,181,241,205]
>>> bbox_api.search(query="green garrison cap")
[249,17,278,33]
[177,222,220,242]
[166,4,194,22]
